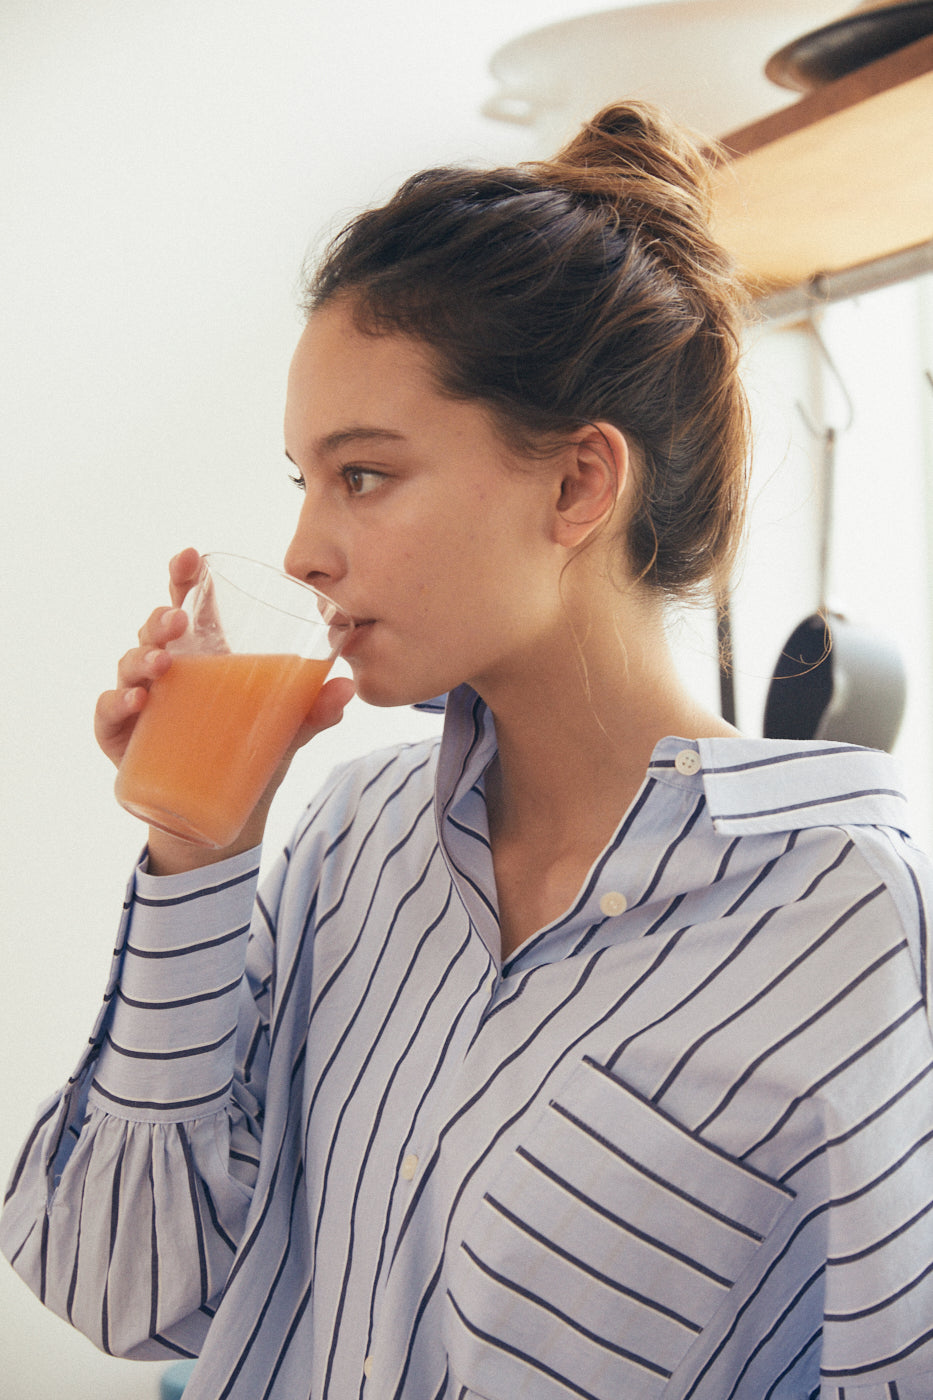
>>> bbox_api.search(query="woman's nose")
[283,499,345,588]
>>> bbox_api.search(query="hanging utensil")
[763,323,906,750]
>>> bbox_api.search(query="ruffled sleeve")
[0,846,267,1360]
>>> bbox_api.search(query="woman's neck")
[477,597,737,958]
[482,602,734,841]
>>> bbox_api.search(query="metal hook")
[794,321,854,443]
[793,317,854,613]
[805,314,855,436]
[794,400,822,442]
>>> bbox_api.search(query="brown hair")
[304,101,750,599]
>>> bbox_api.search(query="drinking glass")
[115,553,353,847]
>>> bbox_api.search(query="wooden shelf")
[711,32,933,293]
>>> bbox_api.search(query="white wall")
[2,4,931,1398]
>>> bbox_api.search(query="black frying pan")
[764,609,906,749]
[763,421,906,751]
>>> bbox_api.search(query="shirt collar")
[432,687,909,828]
[693,737,909,836]
[430,685,911,967]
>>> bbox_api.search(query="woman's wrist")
[146,814,265,877]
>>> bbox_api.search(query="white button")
[599,891,627,917]
[363,1356,373,1379]
[400,1153,419,1181]
[675,748,701,776]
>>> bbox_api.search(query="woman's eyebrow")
[318,427,407,455]
[285,428,408,470]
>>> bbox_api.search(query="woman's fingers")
[168,546,203,609]
[134,604,187,655]
[94,682,146,762]
[289,676,356,753]
[305,675,357,734]
[96,640,173,765]
[96,551,200,769]
[116,638,174,693]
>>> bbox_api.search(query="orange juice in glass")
[115,554,353,847]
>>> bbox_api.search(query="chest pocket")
[444,1055,795,1400]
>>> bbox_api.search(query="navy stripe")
[651,876,884,1107]
[361,959,494,1370]
[299,821,440,1130]
[830,1192,933,1268]
[115,976,242,1011]
[693,929,900,1136]
[134,865,259,907]
[484,1193,702,1331]
[517,1146,734,1287]
[3,1099,58,1204]
[447,1287,660,1395]
[215,1163,307,1399]
[705,746,872,774]
[104,1027,237,1061]
[637,792,707,907]
[317,890,467,1393]
[447,813,490,850]
[821,1322,933,1378]
[148,1156,159,1340]
[125,921,249,958]
[751,1004,929,1168]
[714,788,904,822]
[551,1099,768,1240]
[824,1254,933,1321]
[458,1239,676,1375]
[100,1137,128,1355]
[90,1076,235,1112]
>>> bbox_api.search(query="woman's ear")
[554,423,629,546]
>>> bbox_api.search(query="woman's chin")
[349,669,422,710]
[349,664,451,711]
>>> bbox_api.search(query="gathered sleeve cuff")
[89,852,260,1122]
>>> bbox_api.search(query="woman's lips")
[341,618,374,654]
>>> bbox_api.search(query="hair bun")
[545,101,713,206]
[532,101,723,275]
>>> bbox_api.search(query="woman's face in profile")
[282,300,575,709]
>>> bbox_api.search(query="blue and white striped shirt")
[4,683,933,1399]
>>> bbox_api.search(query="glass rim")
[200,552,353,631]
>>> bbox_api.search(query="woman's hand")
[96,548,356,875]
[94,547,203,769]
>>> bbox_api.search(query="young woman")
[4,103,933,1400]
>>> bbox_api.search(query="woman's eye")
[288,471,306,492]
[342,466,384,496]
